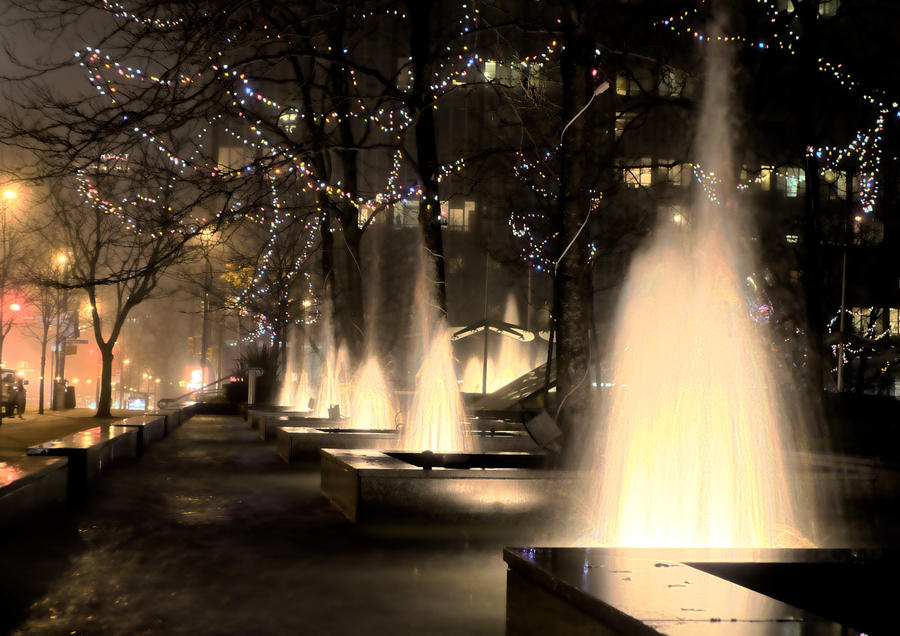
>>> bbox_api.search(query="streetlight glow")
[2,190,16,200]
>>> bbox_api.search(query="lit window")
[785,234,799,244]
[615,111,635,138]
[658,66,687,97]
[852,307,872,334]
[890,308,899,334]
[778,168,805,198]
[657,160,683,186]
[821,169,848,200]
[217,146,253,172]
[616,71,645,96]
[447,201,473,230]
[278,109,299,135]
[759,166,773,191]
[482,61,519,87]
[621,158,652,188]
[357,203,376,228]
[819,0,839,17]
[392,201,419,226]
[741,166,772,191]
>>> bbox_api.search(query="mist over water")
[402,322,474,452]
[400,245,473,453]
[460,293,538,393]
[315,343,351,418]
[278,331,298,408]
[582,24,811,548]
[350,356,396,430]
[292,369,313,412]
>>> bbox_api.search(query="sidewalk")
[0,408,140,454]
[1,414,513,635]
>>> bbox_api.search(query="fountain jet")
[350,357,396,430]
[583,22,810,549]
[315,344,351,418]
[402,323,474,453]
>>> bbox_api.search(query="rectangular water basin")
[504,546,891,635]
[320,448,564,523]
[277,426,540,463]
[277,427,397,463]
[257,414,345,441]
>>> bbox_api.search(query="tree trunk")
[96,343,114,417]
[555,0,596,440]
[407,0,448,317]
[320,191,337,317]
[798,0,825,393]
[331,12,365,366]
[338,205,365,366]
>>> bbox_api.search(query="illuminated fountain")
[490,293,537,392]
[503,18,883,634]
[314,343,351,419]
[401,322,474,453]
[277,338,313,413]
[292,369,313,412]
[350,357,396,431]
[458,293,538,395]
[277,338,298,408]
[251,333,349,440]
[460,356,483,394]
[319,251,555,522]
[583,217,803,548]
[577,21,809,551]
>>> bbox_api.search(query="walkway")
[1,414,516,635]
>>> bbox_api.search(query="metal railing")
[157,375,233,410]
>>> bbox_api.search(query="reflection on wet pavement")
[2,415,509,635]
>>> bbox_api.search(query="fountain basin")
[504,546,890,635]
[276,427,397,463]
[320,448,566,523]
[250,410,345,441]
[277,426,541,463]
[246,405,294,425]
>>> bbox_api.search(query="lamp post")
[121,358,130,408]
[198,229,214,388]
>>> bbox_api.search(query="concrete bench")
[116,414,167,456]
[27,425,138,503]
[156,408,182,430]
[0,455,69,524]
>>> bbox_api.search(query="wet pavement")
[1,415,514,635]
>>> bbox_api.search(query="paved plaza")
[1,414,522,635]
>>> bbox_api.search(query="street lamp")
[197,229,215,387]
[121,358,131,408]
